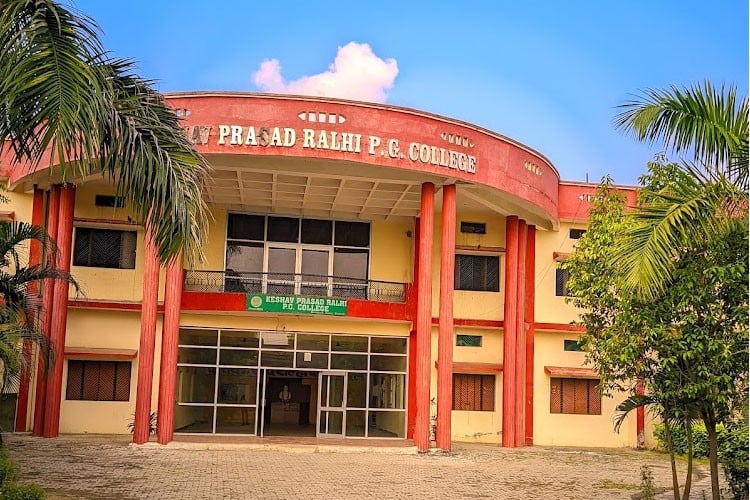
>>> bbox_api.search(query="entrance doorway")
[260,370,317,437]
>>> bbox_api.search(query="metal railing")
[184,270,407,303]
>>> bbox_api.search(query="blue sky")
[73,1,747,185]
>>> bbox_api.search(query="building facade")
[2,93,647,450]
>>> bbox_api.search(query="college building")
[1,93,648,451]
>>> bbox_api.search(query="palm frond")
[614,81,748,190]
[99,60,211,263]
[613,170,741,299]
[613,394,658,433]
[0,0,110,168]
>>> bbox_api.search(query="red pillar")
[33,186,59,437]
[157,255,183,444]
[406,219,420,440]
[15,188,45,432]
[502,216,519,447]
[133,227,160,444]
[43,184,75,438]
[436,184,456,451]
[636,379,645,448]
[414,182,434,452]
[513,220,527,447]
[524,225,536,446]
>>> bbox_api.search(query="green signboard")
[246,294,347,316]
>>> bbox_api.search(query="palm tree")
[613,81,748,299]
[614,82,749,500]
[0,222,78,415]
[0,0,211,264]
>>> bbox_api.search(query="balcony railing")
[184,270,407,303]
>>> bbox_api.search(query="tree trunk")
[664,421,681,500]
[681,420,693,500]
[704,417,721,500]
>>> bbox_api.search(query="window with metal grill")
[569,228,586,239]
[455,254,499,292]
[555,266,570,296]
[452,373,495,411]
[65,360,131,401]
[73,228,137,269]
[549,378,601,415]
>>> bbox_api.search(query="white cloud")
[252,42,398,103]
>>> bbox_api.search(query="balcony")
[184,270,407,303]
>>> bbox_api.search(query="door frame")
[316,371,347,438]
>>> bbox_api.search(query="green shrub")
[0,451,17,488]
[1,483,46,500]
[653,421,724,458]
[718,422,749,500]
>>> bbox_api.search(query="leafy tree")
[0,0,211,263]
[565,164,748,500]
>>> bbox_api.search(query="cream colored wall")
[58,309,162,434]
[449,327,503,444]
[533,223,587,324]
[370,220,413,283]
[533,331,636,447]
[192,205,227,271]
[71,184,168,302]
[432,212,506,321]
[179,313,410,337]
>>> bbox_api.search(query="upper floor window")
[455,254,499,292]
[225,214,370,297]
[555,266,570,296]
[73,228,137,269]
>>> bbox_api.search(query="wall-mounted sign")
[185,124,477,174]
[246,294,347,316]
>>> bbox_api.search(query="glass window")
[456,335,482,347]
[370,355,406,372]
[331,354,367,370]
[563,339,583,352]
[227,214,265,240]
[260,351,294,367]
[334,221,370,247]
[368,410,405,438]
[370,337,407,354]
[219,349,258,366]
[226,242,263,273]
[176,366,216,403]
[455,254,499,292]
[220,330,260,348]
[296,334,329,351]
[369,373,405,409]
[331,336,368,352]
[73,228,136,269]
[295,352,329,369]
[178,347,217,365]
[217,368,257,404]
[179,329,218,346]
[215,407,255,434]
[301,219,333,245]
[267,217,299,242]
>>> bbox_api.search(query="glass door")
[317,372,346,437]
[266,246,296,294]
[300,248,331,296]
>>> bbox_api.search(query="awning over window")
[544,366,598,379]
[435,361,503,373]
[64,347,137,360]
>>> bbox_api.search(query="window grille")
[555,266,570,296]
[455,254,499,292]
[73,228,137,269]
[549,378,600,415]
[66,360,131,401]
[569,228,586,239]
[452,374,495,411]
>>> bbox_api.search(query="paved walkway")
[6,434,719,499]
